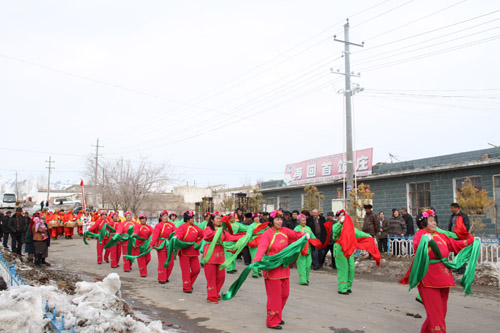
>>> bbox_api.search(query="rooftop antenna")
[389,153,400,163]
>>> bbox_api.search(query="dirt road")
[45,237,500,333]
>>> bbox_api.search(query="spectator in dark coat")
[306,209,327,270]
[287,210,299,230]
[388,209,406,237]
[2,211,12,249]
[448,203,470,232]
[362,204,379,237]
[401,208,415,235]
[377,211,389,253]
[8,207,28,255]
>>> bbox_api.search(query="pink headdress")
[138,214,148,219]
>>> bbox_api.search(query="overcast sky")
[1,0,499,189]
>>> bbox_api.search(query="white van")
[0,193,16,208]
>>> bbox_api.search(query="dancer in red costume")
[151,211,177,284]
[253,210,306,330]
[133,214,154,277]
[175,211,204,293]
[202,213,243,304]
[108,212,122,268]
[87,211,111,264]
[116,211,138,272]
[410,210,475,333]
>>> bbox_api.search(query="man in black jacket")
[448,203,470,232]
[8,207,27,255]
[307,209,327,270]
[401,208,415,235]
[2,211,12,249]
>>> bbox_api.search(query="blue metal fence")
[44,300,75,333]
[0,251,29,286]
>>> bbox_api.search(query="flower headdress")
[252,213,260,218]
[138,214,148,219]
[211,211,221,216]
[160,210,169,217]
[269,209,282,219]
[422,209,435,218]
[124,211,133,217]
[297,214,306,220]
[184,210,194,217]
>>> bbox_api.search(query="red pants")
[418,284,449,333]
[77,226,83,235]
[157,250,174,282]
[264,278,290,327]
[179,255,200,292]
[204,263,225,299]
[122,242,134,271]
[64,227,74,237]
[137,251,151,277]
[96,238,110,264]
[58,226,64,235]
[110,244,122,268]
[50,228,58,239]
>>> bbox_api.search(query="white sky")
[1,0,499,188]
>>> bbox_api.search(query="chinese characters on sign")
[283,148,373,186]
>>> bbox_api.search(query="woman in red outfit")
[413,210,474,333]
[108,213,122,268]
[87,211,112,264]
[133,214,154,277]
[151,211,177,284]
[175,211,204,293]
[253,210,306,330]
[202,213,243,304]
[116,212,138,272]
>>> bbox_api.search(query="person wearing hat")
[294,214,316,285]
[176,211,204,293]
[151,211,177,283]
[362,204,379,237]
[87,211,112,264]
[252,209,307,330]
[116,211,138,272]
[202,212,244,303]
[108,213,123,268]
[333,210,380,295]
[132,214,154,277]
[8,207,28,255]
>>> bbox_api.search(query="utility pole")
[334,20,363,206]
[46,157,55,206]
[15,171,19,200]
[91,138,104,207]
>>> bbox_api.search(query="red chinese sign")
[283,148,373,186]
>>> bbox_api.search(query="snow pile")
[0,273,169,333]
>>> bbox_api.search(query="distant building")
[259,147,500,236]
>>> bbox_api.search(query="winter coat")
[448,211,470,232]
[378,218,390,239]
[388,216,407,236]
[8,214,27,234]
[306,215,327,243]
[362,211,379,236]
[402,213,415,235]
[2,215,12,233]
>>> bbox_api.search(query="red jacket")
[253,227,303,279]
[133,224,154,247]
[413,229,469,288]
[116,220,138,244]
[176,222,204,257]
[203,227,241,264]
[88,218,112,240]
[151,221,176,251]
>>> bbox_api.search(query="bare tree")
[86,156,172,213]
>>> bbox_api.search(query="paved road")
[47,237,500,333]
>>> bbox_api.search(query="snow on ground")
[0,273,171,333]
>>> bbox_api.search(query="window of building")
[454,176,482,197]
[278,196,290,211]
[265,197,275,212]
[408,182,431,216]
